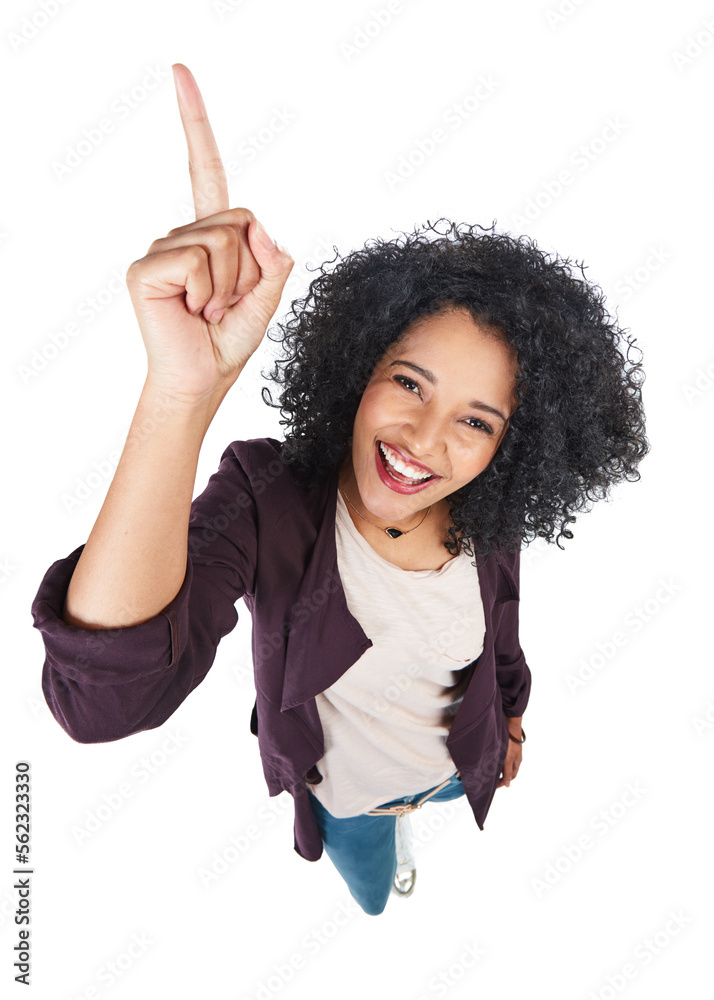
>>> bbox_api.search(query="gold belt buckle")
[367,800,420,817]
[396,801,420,817]
[367,771,460,816]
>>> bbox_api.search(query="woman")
[30,64,649,916]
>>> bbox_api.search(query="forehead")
[380,307,517,371]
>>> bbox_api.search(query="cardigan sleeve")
[493,545,532,718]
[30,441,259,744]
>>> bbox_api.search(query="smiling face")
[338,306,520,534]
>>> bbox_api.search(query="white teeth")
[379,442,433,481]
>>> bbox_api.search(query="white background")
[4,0,713,997]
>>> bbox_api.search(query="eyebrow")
[387,360,509,425]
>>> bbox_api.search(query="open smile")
[374,441,442,495]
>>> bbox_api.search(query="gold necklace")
[339,487,432,539]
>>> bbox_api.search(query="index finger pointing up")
[172,63,229,221]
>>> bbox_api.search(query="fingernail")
[255,219,276,251]
[209,309,225,323]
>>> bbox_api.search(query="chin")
[366,478,443,517]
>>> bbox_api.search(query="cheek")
[451,440,499,482]
[353,386,394,435]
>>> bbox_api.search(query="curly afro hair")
[261,218,650,567]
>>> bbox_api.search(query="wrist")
[506,716,525,745]
[141,373,237,432]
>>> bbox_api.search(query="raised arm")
[62,63,293,630]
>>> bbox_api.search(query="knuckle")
[185,244,208,269]
[209,224,239,249]
[228,206,255,224]
[190,155,226,173]
[126,259,144,281]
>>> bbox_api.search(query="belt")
[365,771,461,817]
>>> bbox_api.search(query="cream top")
[307,490,486,817]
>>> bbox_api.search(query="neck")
[338,455,436,535]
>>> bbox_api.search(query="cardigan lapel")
[280,468,373,712]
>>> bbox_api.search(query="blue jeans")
[307,772,465,916]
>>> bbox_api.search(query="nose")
[400,408,447,464]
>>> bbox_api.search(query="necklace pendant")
[385,527,403,539]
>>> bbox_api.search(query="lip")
[374,441,442,495]
[380,441,437,477]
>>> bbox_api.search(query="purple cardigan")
[30,437,531,861]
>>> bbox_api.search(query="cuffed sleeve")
[30,441,260,743]
[493,546,532,718]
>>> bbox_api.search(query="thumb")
[245,217,294,315]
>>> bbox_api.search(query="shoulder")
[216,437,290,490]
[221,436,284,470]
[490,537,522,598]
[216,438,334,523]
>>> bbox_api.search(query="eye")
[393,374,421,394]
[464,416,495,436]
